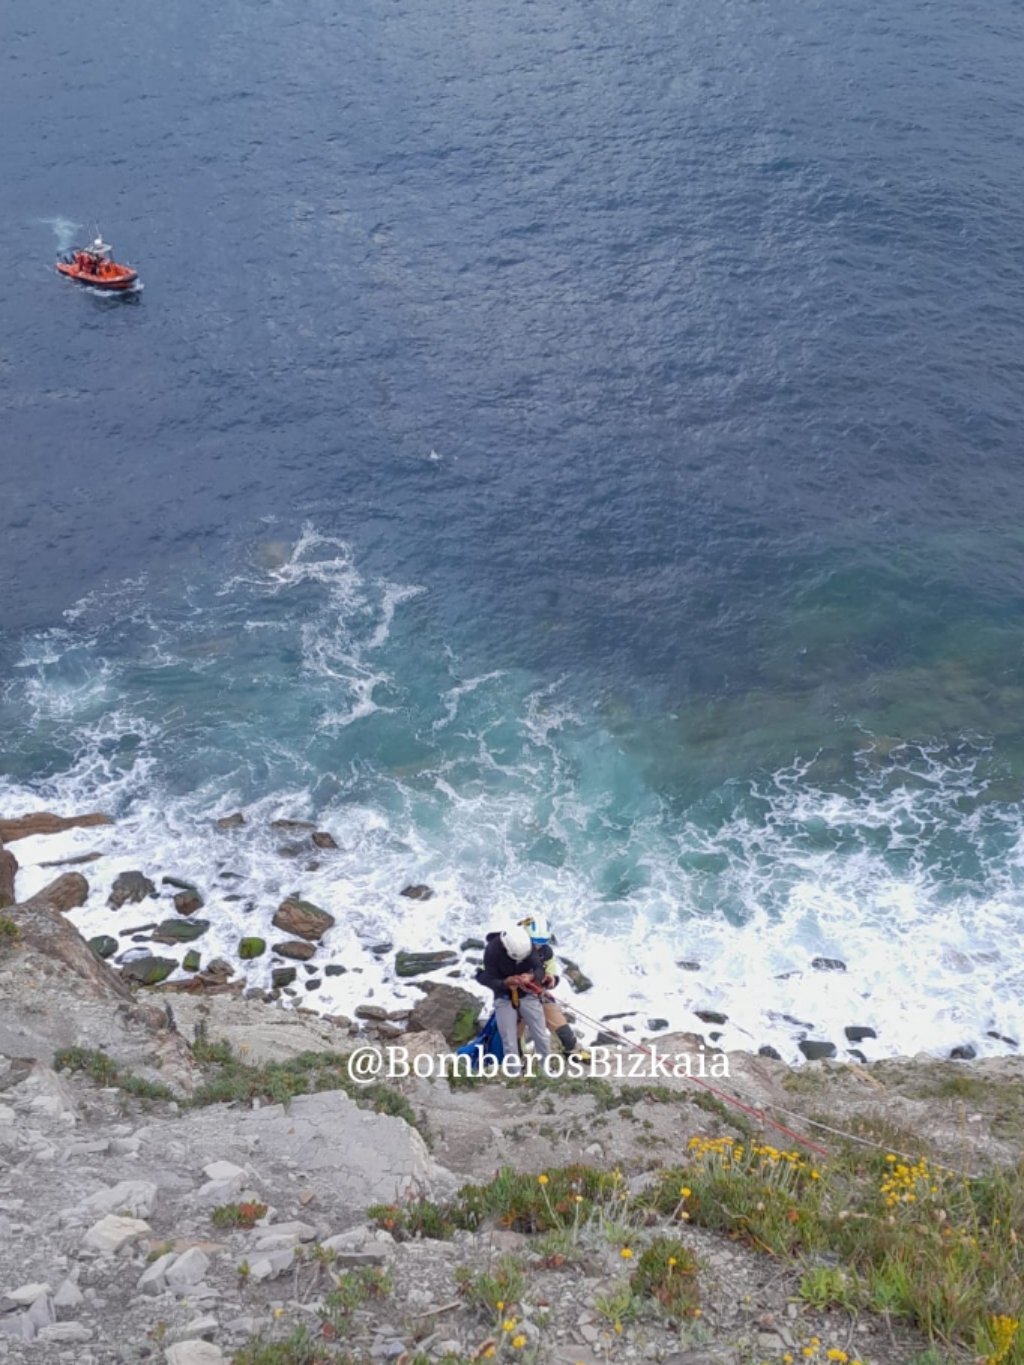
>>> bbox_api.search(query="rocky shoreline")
[4,811,1024,1363]
[2,809,1010,1069]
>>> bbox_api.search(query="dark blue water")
[3,0,1024,1060]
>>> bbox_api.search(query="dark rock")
[204,958,234,980]
[772,1012,814,1029]
[119,922,157,936]
[394,949,458,978]
[271,967,297,989]
[561,957,593,993]
[305,979,322,991]
[647,1018,669,1032]
[986,1030,1019,1047]
[121,956,177,986]
[273,939,317,962]
[271,818,316,832]
[400,884,434,901]
[847,1050,868,1063]
[183,950,201,972]
[325,963,347,977]
[303,963,318,974]
[950,1045,977,1061]
[594,1031,622,1047]
[215,812,246,830]
[695,1009,728,1026]
[131,934,152,943]
[758,1045,783,1060]
[407,983,482,1045]
[0,846,17,911]
[152,918,210,944]
[108,871,158,910]
[602,1011,640,1022]
[356,1005,389,1021]
[460,937,485,951]
[238,937,267,960]
[675,960,701,972]
[0,811,112,843]
[811,957,847,972]
[370,941,393,956]
[217,870,243,881]
[312,831,339,850]
[88,935,118,960]
[161,876,198,893]
[798,1040,837,1061]
[844,1026,877,1043]
[273,898,335,941]
[173,891,204,917]
[38,851,103,869]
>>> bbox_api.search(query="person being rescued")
[517,915,589,1060]
[476,925,551,1074]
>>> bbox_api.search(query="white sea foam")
[4,539,1024,1065]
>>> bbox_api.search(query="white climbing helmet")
[500,925,533,961]
[519,913,550,944]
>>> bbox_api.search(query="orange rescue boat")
[56,236,138,291]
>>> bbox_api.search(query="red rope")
[553,998,831,1160]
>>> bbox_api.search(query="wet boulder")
[844,1026,876,1043]
[400,884,434,901]
[238,937,267,960]
[798,1040,837,1061]
[394,950,458,978]
[407,983,481,1045]
[811,957,846,972]
[88,935,118,960]
[272,940,316,962]
[173,890,204,917]
[152,919,210,944]
[694,1009,728,1026]
[272,898,335,942]
[561,958,593,993]
[121,956,177,987]
[108,872,157,910]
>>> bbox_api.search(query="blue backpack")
[456,1010,504,1070]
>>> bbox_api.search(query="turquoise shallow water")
[3,0,1024,1057]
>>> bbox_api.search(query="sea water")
[3,0,1024,1062]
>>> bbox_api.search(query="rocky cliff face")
[2,816,1022,1363]
[0,860,197,1097]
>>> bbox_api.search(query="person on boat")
[476,925,551,1072]
[518,915,589,1059]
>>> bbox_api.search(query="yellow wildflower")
[680,1186,692,1197]
[502,1318,517,1333]
[620,1247,633,1259]
[537,1174,549,1185]
[511,1334,527,1349]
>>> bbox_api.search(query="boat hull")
[56,261,138,291]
